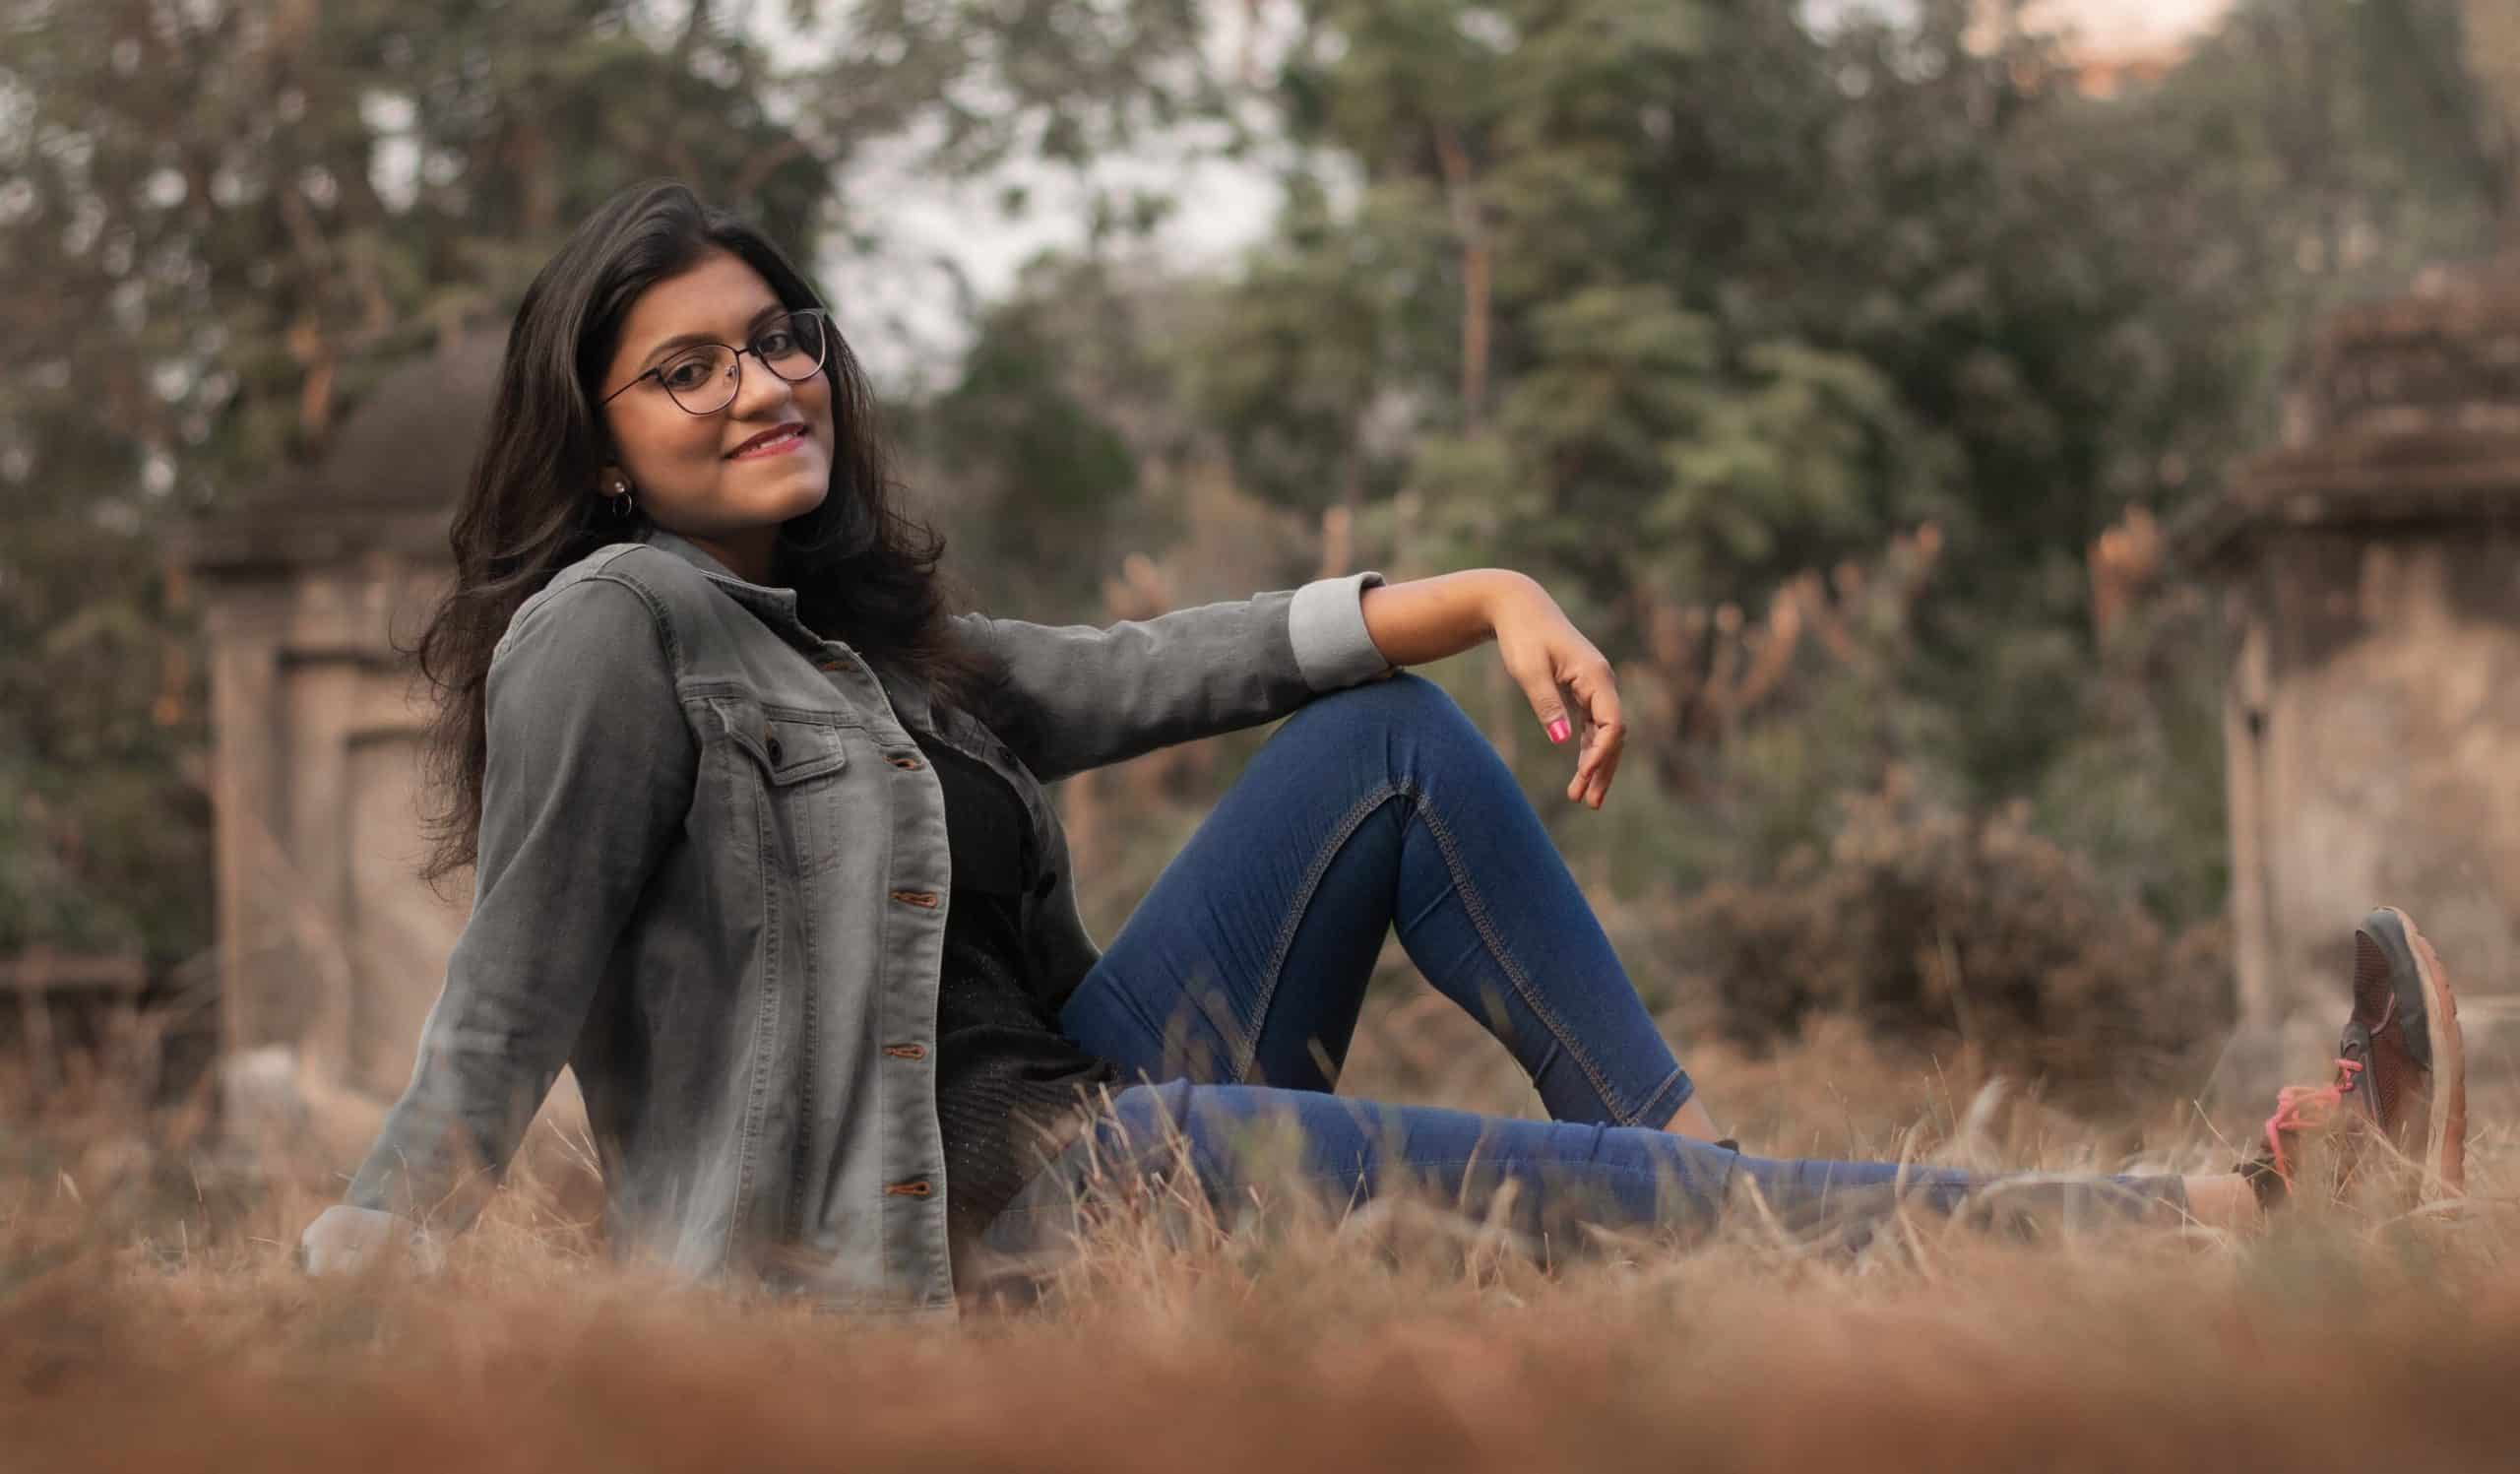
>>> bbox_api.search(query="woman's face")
[596,249,836,583]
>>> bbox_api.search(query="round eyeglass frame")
[598,307,833,416]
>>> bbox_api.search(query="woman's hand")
[1484,574,1624,808]
[298,1203,446,1277]
[1353,567,1625,807]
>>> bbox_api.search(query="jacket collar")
[641,526,802,619]
[638,524,938,732]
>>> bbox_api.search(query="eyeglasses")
[599,308,832,416]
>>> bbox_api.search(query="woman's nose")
[726,355,798,420]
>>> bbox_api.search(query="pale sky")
[1808,0,2233,51]
[809,0,1306,386]
[2015,0,2234,54]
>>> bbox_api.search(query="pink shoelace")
[2260,1057,2364,1187]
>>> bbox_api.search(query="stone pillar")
[2221,613,2274,1028]
[346,680,467,1096]
[2187,262,2520,1091]
[175,331,511,1133]
[284,658,362,1080]
[204,589,288,1057]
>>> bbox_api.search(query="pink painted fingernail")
[1546,718,1571,744]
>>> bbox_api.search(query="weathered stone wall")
[2192,237,2520,1088]
[201,554,470,1099]
[2221,526,2520,1074]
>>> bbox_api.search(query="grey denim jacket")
[300,528,1391,1312]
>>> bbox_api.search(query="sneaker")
[2238,906,2467,1210]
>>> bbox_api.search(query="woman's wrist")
[1471,568,1544,640]
[1356,568,1545,667]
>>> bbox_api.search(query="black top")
[911,728,1120,1260]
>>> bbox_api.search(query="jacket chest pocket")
[711,698,852,876]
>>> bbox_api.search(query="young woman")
[299,181,2469,1312]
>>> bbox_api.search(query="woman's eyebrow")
[640,302,788,368]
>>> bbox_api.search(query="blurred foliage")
[917,259,1179,612]
[1197,0,2497,768]
[1148,0,2501,959]
[0,0,2510,1046]
[932,0,2503,1058]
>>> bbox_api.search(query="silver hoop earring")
[605,480,636,519]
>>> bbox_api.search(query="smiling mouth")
[727,423,809,459]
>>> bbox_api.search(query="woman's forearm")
[1357,569,1539,668]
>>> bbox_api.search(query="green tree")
[919,260,1155,612]
[1172,0,2501,912]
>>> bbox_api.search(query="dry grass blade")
[8,1019,2520,1472]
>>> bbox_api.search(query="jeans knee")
[1287,670,1480,749]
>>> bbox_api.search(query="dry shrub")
[1676,784,2232,1106]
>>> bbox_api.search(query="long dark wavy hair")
[409,179,1004,891]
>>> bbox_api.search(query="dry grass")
[8,996,2520,1473]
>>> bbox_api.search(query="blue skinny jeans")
[976,673,2187,1275]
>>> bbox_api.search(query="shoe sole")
[2364,907,2467,1198]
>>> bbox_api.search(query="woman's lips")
[727,425,809,461]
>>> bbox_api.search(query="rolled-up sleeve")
[1288,570,1393,692]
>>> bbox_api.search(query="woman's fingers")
[1495,603,1622,807]
[1562,659,1624,808]
[1506,653,1575,748]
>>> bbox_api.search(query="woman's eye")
[661,359,715,391]
[754,331,795,357]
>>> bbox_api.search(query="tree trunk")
[1431,122,1491,430]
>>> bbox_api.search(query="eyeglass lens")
[655,312,829,414]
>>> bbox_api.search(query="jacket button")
[883,1179,933,1198]
[765,736,785,764]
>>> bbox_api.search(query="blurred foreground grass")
[7,993,2520,1474]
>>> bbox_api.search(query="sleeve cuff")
[1289,570,1394,691]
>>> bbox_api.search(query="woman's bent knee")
[1280,671,1479,746]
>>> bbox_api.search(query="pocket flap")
[709,698,849,785]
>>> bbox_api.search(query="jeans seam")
[1236,772,1641,1128]
[1236,782,1402,1083]
[1403,785,1639,1125]
[1630,1065,1692,1127]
